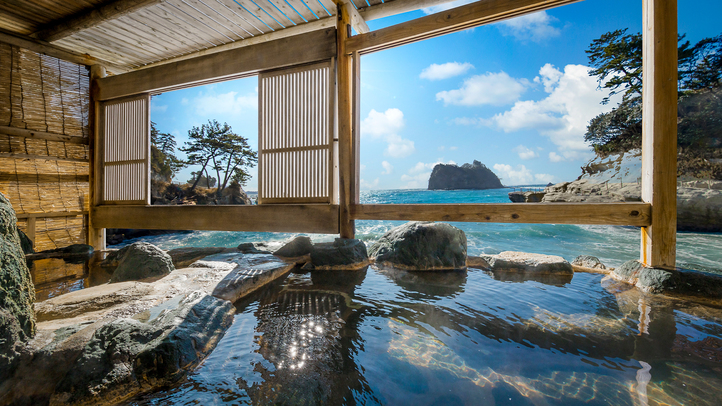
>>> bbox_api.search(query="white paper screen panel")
[258,61,335,204]
[102,94,150,204]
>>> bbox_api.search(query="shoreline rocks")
[105,242,175,283]
[369,222,467,271]
[611,260,722,297]
[480,251,573,276]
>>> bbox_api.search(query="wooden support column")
[89,64,107,251]
[26,218,36,250]
[640,0,677,268]
[336,1,355,238]
[351,51,361,212]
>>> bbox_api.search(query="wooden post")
[89,64,107,251]
[640,0,677,269]
[351,51,361,211]
[26,217,36,250]
[337,1,355,238]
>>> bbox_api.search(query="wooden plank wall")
[0,40,90,251]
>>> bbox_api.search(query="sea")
[123,188,722,273]
[108,188,722,405]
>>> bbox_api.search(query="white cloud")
[497,11,561,42]
[423,0,475,14]
[181,98,189,105]
[361,108,416,158]
[534,173,555,183]
[360,178,379,190]
[420,62,474,80]
[402,160,456,188]
[485,64,621,160]
[436,72,528,106]
[449,146,458,151]
[360,164,367,171]
[438,146,446,151]
[195,91,256,116]
[549,152,564,162]
[151,102,167,113]
[513,145,538,160]
[381,161,393,175]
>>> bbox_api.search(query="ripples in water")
[130,265,722,406]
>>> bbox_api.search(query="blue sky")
[150,0,721,191]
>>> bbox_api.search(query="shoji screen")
[100,94,150,204]
[258,61,335,204]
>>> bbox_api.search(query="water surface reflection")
[131,265,722,406]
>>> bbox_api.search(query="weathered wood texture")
[0,41,90,250]
[93,204,341,234]
[336,0,369,34]
[640,0,677,269]
[358,0,460,21]
[258,61,335,204]
[97,28,337,100]
[347,0,580,54]
[32,0,165,42]
[89,64,106,250]
[336,2,354,238]
[351,203,652,226]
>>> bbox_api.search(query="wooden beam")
[337,2,354,238]
[97,28,337,100]
[640,0,677,269]
[358,0,461,21]
[351,203,652,226]
[92,205,341,234]
[137,18,336,70]
[0,125,89,145]
[89,65,107,251]
[347,0,580,54]
[31,0,165,42]
[0,28,130,73]
[0,153,88,163]
[15,211,87,219]
[351,51,361,209]
[335,0,370,34]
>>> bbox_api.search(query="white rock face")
[481,251,573,275]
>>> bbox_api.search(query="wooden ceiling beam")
[0,28,130,73]
[31,0,165,42]
[335,0,370,34]
[347,0,581,54]
[358,0,460,21]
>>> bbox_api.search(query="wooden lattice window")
[258,61,335,204]
[100,94,150,204]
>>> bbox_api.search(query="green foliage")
[584,30,721,156]
[180,119,257,195]
[187,171,216,188]
[151,122,186,181]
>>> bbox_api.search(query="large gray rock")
[428,160,503,190]
[613,260,722,297]
[369,222,467,271]
[273,236,313,258]
[107,242,175,283]
[481,251,573,275]
[50,291,235,405]
[167,246,228,268]
[309,238,370,270]
[0,192,36,339]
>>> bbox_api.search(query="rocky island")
[428,160,503,190]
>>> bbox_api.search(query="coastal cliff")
[428,160,503,190]
[537,150,722,232]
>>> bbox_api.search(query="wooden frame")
[351,203,651,227]
[97,28,337,100]
[93,204,340,234]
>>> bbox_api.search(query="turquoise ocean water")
[123,188,722,272]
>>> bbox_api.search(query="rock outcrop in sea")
[428,160,503,190]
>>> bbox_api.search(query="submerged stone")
[167,246,228,268]
[369,221,467,271]
[237,242,273,254]
[613,260,722,297]
[108,242,175,283]
[481,251,573,275]
[572,255,608,270]
[309,238,370,270]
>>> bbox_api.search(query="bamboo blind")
[258,61,335,204]
[101,94,150,203]
[0,41,89,251]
